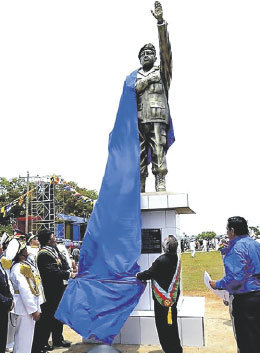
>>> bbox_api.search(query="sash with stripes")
[152,256,181,324]
[37,246,62,266]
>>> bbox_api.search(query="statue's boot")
[141,177,146,193]
[155,174,166,192]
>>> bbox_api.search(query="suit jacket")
[37,246,70,305]
[137,253,180,302]
[0,263,13,313]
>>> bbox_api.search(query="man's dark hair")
[227,216,249,236]
[138,43,156,59]
[37,229,52,247]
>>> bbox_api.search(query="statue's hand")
[136,72,160,93]
[149,72,160,83]
[151,1,164,24]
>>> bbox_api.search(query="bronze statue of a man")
[135,1,172,193]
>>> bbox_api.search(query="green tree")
[249,226,260,236]
[0,176,98,228]
[0,177,27,226]
[55,181,98,218]
[0,225,13,235]
[197,231,216,241]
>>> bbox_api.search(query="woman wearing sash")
[137,235,182,353]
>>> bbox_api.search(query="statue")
[135,1,173,193]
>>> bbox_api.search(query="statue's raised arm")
[153,1,172,96]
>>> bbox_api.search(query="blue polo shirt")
[216,235,260,294]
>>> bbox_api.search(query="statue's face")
[139,49,156,70]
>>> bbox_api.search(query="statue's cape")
[167,111,175,149]
[55,70,146,344]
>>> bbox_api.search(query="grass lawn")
[181,251,225,296]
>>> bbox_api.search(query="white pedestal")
[114,192,203,347]
[177,296,205,347]
[84,193,203,347]
[83,296,205,347]
[114,296,205,346]
[136,192,195,312]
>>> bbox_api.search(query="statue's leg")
[138,123,149,192]
[149,123,168,191]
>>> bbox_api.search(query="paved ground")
[50,293,237,353]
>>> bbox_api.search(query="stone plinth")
[84,192,204,347]
[114,192,204,347]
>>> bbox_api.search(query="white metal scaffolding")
[31,179,63,235]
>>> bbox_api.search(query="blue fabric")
[216,235,260,294]
[55,223,65,239]
[73,224,80,241]
[167,112,175,148]
[55,70,145,344]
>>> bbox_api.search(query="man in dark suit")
[137,235,182,353]
[31,230,76,353]
[0,243,13,353]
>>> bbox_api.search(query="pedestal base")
[83,297,205,347]
[113,297,205,347]
[83,192,202,347]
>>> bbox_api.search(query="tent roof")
[57,213,88,224]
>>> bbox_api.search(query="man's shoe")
[53,340,71,348]
[43,344,54,351]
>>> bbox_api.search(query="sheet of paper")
[204,271,229,301]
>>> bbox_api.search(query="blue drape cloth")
[167,112,175,148]
[55,70,146,344]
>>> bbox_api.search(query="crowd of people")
[181,234,260,258]
[1,216,260,353]
[181,237,228,255]
[0,229,78,353]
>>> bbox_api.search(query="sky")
[1,0,260,236]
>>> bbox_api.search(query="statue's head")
[138,43,157,70]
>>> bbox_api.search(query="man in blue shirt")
[210,216,260,353]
